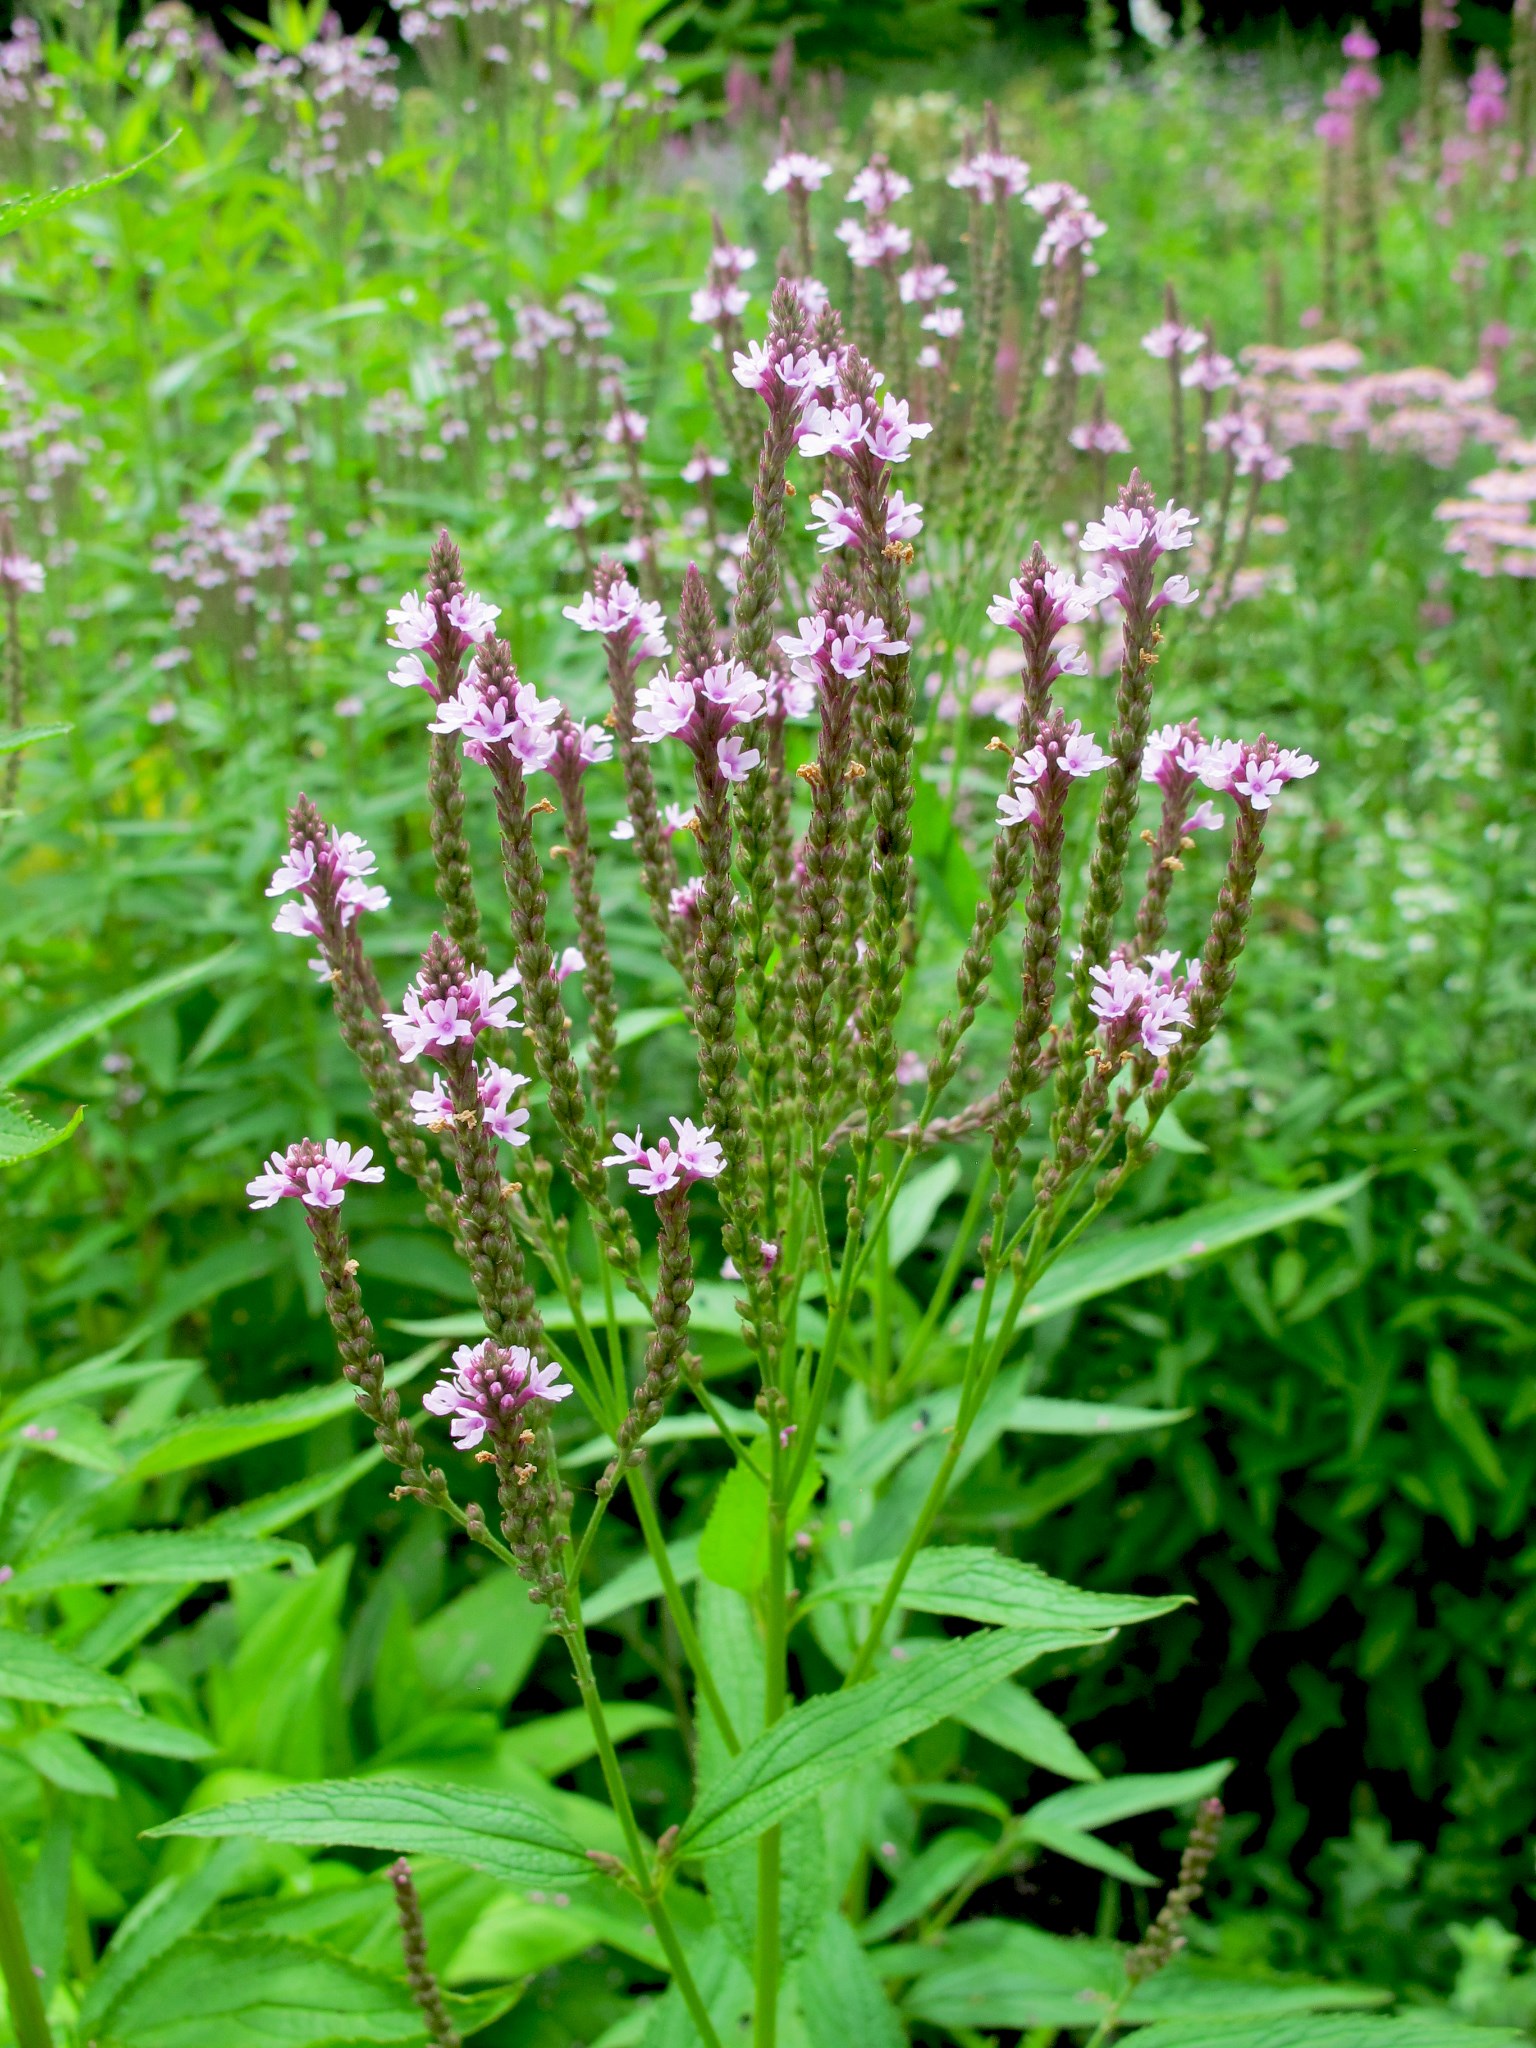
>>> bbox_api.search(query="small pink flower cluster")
[987,565,1096,679]
[1079,500,1200,611]
[836,155,914,270]
[947,147,1031,205]
[996,722,1110,828]
[385,964,519,1062]
[267,826,390,949]
[1141,320,1204,362]
[778,608,908,687]
[247,1137,384,1209]
[730,338,837,409]
[762,148,833,196]
[1089,954,1197,1059]
[563,576,671,662]
[423,1340,571,1450]
[690,237,756,340]
[1466,52,1508,135]
[634,658,765,782]
[604,1117,725,1197]
[1198,737,1319,810]
[1026,182,1108,273]
[430,665,563,770]
[410,1059,531,1146]
[387,585,500,697]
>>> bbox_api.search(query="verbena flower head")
[385,941,520,1062]
[779,606,908,689]
[1081,480,1200,614]
[1089,958,1193,1059]
[268,804,390,940]
[764,148,832,194]
[997,717,1110,827]
[947,148,1030,204]
[385,583,499,692]
[247,1137,384,1209]
[429,641,562,770]
[1198,735,1320,811]
[544,707,614,794]
[899,261,957,305]
[0,552,44,593]
[410,1059,531,1144]
[423,1339,571,1449]
[604,1117,725,1196]
[635,649,765,781]
[1142,320,1204,361]
[846,156,911,215]
[836,217,913,270]
[564,574,670,664]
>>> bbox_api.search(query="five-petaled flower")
[423,1339,571,1450]
[604,1117,725,1196]
[385,964,520,1062]
[247,1137,385,1209]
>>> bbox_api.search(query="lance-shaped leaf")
[1019,1761,1233,1838]
[93,1931,426,2046]
[1129,2020,1521,2048]
[147,1777,595,1890]
[0,1628,139,1710]
[806,1547,1187,1632]
[6,1531,311,1596]
[0,1094,82,1168]
[0,942,243,1090]
[678,1627,1103,1857]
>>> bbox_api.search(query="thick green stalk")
[756,1437,790,2048]
[0,1847,52,2048]
[625,1467,740,1754]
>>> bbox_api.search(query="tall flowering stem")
[1063,475,1196,1084]
[448,636,644,1289]
[0,536,39,830]
[729,281,819,1225]
[548,711,620,1120]
[268,799,461,1246]
[1133,721,1224,957]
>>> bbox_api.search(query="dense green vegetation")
[1,0,1535,2040]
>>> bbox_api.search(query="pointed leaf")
[0,1628,138,1709]
[809,1547,1186,1632]
[95,1931,423,2046]
[957,1681,1101,1781]
[7,1531,311,1595]
[1023,1761,1232,1835]
[0,1094,82,1168]
[62,1708,216,1760]
[1129,2021,1521,2048]
[0,720,72,754]
[678,1627,1104,1857]
[147,1777,594,1889]
[797,1911,907,2048]
[0,943,243,1090]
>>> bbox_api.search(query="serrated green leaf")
[700,1458,818,1593]
[0,720,72,754]
[797,1911,907,2047]
[7,1531,311,1595]
[0,1092,82,1167]
[147,1777,594,1889]
[581,1534,701,1626]
[808,1547,1187,1632]
[679,1627,1104,1857]
[1126,2016,1505,2047]
[21,1725,119,1797]
[0,138,175,235]
[96,1931,424,2046]
[501,1702,674,1776]
[0,1628,139,1709]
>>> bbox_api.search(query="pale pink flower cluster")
[1080,500,1200,612]
[602,408,648,447]
[267,828,389,943]
[846,159,911,214]
[1026,182,1108,272]
[763,149,832,195]
[1142,320,1204,362]
[423,1340,571,1451]
[247,1138,384,1210]
[690,239,757,338]
[385,965,519,1062]
[563,577,671,662]
[1198,738,1318,811]
[1142,723,1226,831]
[1466,51,1507,134]
[410,1059,531,1146]
[1241,346,1514,470]
[806,487,923,555]
[800,391,931,465]
[837,217,913,270]
[0,552,43,592]
[604,1117,725,1196]
[430,667,563,770]
[1089,955,1195,1059]
[1435,447,1536,576]
[947,148,1030,204]
[387,587,499,673]
[778,608,909,688]
[1070,417,1131,456]
[731,338,836,407]
[1206,406,1292,482]
[635,659,765,781]
[996,722,1109,829]
[898,261,957,306]
[987,566,1095,679]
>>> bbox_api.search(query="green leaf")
[581,1534,701,1626]
[0,138,176,235]
[700,1459,819,1593]
[0,944,244,1090]
[21,1726,119,1797]
[678,1627,1105,1857]
[957,1681,1101,1781]
[0,720,71,754]
[120,1349,440,1479]
[96,1931,426,2046]
[0,1627,139,1709]
[62,1708,216,1760]
[501,1702,674,1776]
[6,1531,311,1595]
[1126,2018,1512,2047]
[808,1547,1187,1632]
[413,1570,546,1709]
[947,1175,1373,1342]
[1018,1817,1158,1885]
[147,1777,594,1890]
[1021,1761,1233,1836]
[77,1842,254,2035]
[2,1351,198,1427]
[1007,1396,1193,1436]
[885,1157,963,1270]
[858,1828,994,1944]
[0,1093,82,1168]
[796,1911,907,2048]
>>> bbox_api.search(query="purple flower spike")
[603,1117,725,1197]
[247,1137,384,1210]
[423,1339,572,1450]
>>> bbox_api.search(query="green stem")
[887,1159,995,1402]
[627,1467,741,1755]
[562,1620,725,2048]
[0,1844,52,2048]
[756,1435,789,2048]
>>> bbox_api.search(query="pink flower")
[683,452,729,483]
[267,825,390,936]
[563,579,670,661]
[0,553,44,593]
[423,1340,571,1450]
[1069,418,1132,455]
[846,159,911,214]
[635,659,764,758]
[604,1116,725,1196]
[1082,501,1198,560]
[386,591,437,649]
[1141,321,1205,361]
[1088,960,1192,1058]
[837,218,913,269]
[717,733,762,782]
[1198,736,1319,810]
[602,409,648,446]
[923,306,964,340]
[385,965,519,1062]
[806,489,863,552]
[247,1137,384,1209]
[899,262,957,305]
[764,150,833,194]
[799,400,871,460]
[947,149,1030,204]
[866,393,933,465]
